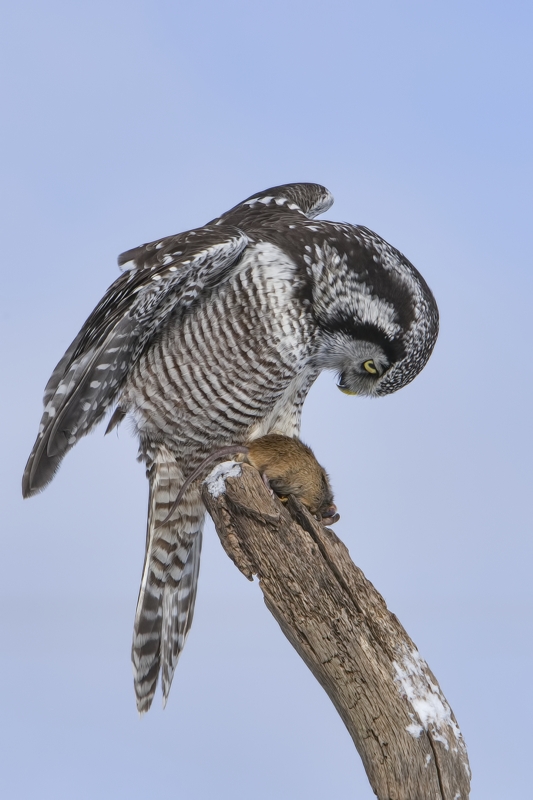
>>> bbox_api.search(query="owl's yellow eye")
[363,359,378,375]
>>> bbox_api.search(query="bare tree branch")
[203,463,471,800]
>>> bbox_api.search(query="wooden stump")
[202,463,471,800]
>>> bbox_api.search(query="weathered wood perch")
[202,463,471,800]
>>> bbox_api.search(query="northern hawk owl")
[22,183,439,712]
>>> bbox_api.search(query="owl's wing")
[22,225,249,497]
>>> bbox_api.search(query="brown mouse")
[158,433,339,528]
[242,434,339,524]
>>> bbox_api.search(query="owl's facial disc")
[313,333,395,397]
[335,342,391,397]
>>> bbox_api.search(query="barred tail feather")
[132,446,204,713]
[161,529,203,706]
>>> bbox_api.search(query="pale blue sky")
[1,1,532,797]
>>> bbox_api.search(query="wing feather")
[22,225,249,497]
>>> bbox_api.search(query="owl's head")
[309,226,439,397]
[328,334,399,397]
[314,326,430,398]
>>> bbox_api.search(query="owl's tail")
[132,445,205,714]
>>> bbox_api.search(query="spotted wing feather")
[22,226,249,497]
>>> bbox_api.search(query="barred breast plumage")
[22,182,439,712]
[123,241,318,451]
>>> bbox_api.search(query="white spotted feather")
[22,227,248,497]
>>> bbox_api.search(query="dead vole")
[241,434,339,524]
[159,433,339,528]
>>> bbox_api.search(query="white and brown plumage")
[22,183,439,712]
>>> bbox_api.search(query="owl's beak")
[337,384,357,396]
[337,371,357,395]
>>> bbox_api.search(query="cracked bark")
[203,465,471,800]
